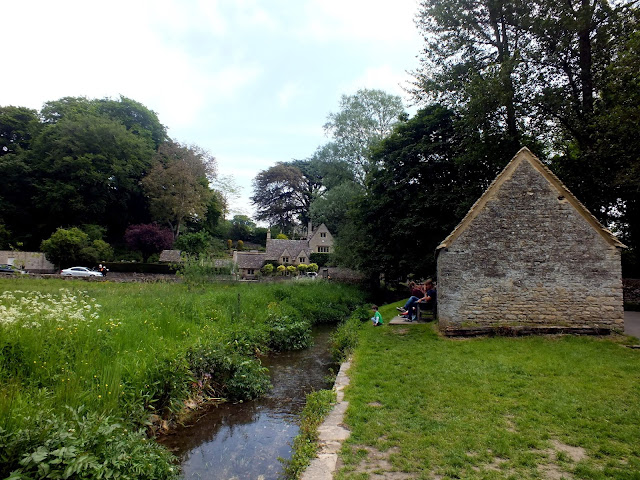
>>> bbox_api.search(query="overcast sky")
[3,0,423,218]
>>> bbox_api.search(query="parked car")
[0,264,26,274]
[306,272,318,278]
[60,266,103,277]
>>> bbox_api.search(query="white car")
[306,272,318,278]
[60,267,103,277]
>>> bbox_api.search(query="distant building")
[0,251,56,273]
[436,148,625,335]
[159,250,183,263]
[234,222,334,280]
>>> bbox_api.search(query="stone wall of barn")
[437,160,624,332]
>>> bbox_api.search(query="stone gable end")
[437,149,624,332]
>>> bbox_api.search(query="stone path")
[301,359,351,480]
[388,314,430,325]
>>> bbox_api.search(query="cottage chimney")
[307,220,313,239]
[267,228,271,240]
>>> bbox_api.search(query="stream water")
[158,326,336,480]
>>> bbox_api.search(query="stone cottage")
[234,222,334,279]
[436,147,625,335]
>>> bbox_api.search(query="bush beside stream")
[0,279,365,479]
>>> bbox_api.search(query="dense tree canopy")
[0,95,225,258]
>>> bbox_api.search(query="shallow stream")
[158,326,336,480]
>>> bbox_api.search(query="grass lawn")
[336,302,640,480]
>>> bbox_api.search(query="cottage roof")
[265,239,310,261]
[235,252,267,269]
[438,147,626,250]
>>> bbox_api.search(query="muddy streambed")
[158,326,336,480]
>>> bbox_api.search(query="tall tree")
[412,0,530,149]
[323,89,406,183]
[335,106,463,279]
[251,162,316,232]
[29,112,156,244]
[142,141,216,239]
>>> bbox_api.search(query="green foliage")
[176,254,232,287]
[173,231,212,255]
[0,279,362,478]
[297,263,308,273]
[309,253,330,267]
[281,389,337,479]
[307,263,319,273]
[261,263,274,276]
[236,239,244,251]
[40,227,92,268]
[0,407,178,480]
[323,89,406,184]
[287,265,298,275]
[276,265,286,275]
[330,310,366,362]
[276,233,289,240]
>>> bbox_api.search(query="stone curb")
[300,359,352,480]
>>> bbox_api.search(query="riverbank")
[334,302,640,479]
[0,278,365,479]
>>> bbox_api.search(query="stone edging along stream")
[301,358,352,480]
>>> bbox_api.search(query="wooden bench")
[416,300,437,322]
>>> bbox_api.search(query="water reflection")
[158,326,335,480]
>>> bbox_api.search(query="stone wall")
[437,159,624,332]
[0,251,56,273]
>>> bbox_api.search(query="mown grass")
[0,277,364,479]
[336,302,640,480]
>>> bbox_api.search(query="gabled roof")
[308,223,332,242]
[438,147,626,250]
[235,252,266,269]
[265,239,309,261]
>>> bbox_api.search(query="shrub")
[287,265,297,276]
[174,231,211,255]
[40,227,90,268]
[0,406,179,480]
[331,314,363,362]
[276,265,286,276]
[261,263,274,276]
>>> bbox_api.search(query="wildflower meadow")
[0,278,364,479]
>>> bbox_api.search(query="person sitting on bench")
[396,281,424,315]
[398,279,436,322]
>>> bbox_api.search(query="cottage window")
[318,246,329,253]
[299,257,305,263]
[247,269,255,275]
[282,257,289,263]
[320,232,326,238]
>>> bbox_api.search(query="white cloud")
[298,0,421,43]
[276,83,303,108]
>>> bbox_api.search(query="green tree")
[174,231,212,255]
[229,215,256,241]
[237,239,244,251]
[335,106,463,280]
[143,141,215,239]
[323,89,406,183]
[261,263,274,275]
[251,163,312,231]
[40,227,91,268]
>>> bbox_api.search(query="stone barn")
[436,147,625,335]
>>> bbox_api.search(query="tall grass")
[0,278,364,479]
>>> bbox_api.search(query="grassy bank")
[0,278,364,479]
[336,303,640,479]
